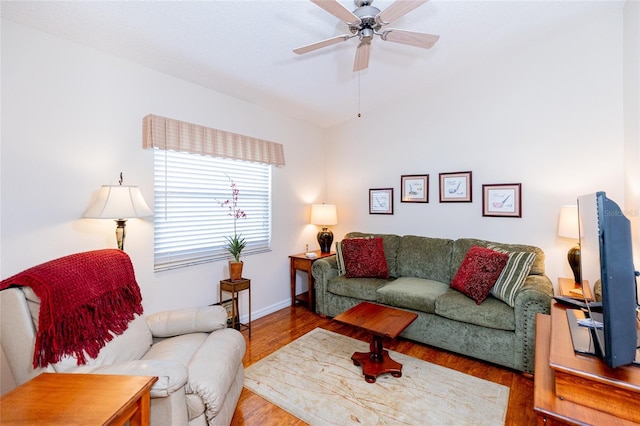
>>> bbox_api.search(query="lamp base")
[567,244,581,284]
[115,219,127,251]
[317,227,334,253]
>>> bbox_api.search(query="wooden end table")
[558,277,593,300]
[0,373,157,425]
[289,250,335,311]
[220,277,251,337]
[334,301,418,383]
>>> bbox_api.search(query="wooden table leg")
[351,334,403,383]
[290,258,296,306]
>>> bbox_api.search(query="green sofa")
[312,232,554,374]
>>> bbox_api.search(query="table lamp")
[84,174,153,250]
[558,205,581,284]
[310,203,337,253]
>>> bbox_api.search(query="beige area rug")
[244,328,509,425]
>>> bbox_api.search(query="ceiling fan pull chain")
[358,72,362,118]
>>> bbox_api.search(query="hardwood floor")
[231,306,536,425]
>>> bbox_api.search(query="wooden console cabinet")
[534,303,640,425]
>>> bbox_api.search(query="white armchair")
[0,286,245,426]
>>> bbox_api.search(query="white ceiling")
[1,0,623,128]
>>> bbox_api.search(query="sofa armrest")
[513,274,554,373]
[70,359,188,398]
[312,256,338,315]
[146,306,227,338]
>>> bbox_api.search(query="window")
[153,149,271,271]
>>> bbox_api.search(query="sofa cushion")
[450,246,509,304]
[435,289,516,331]
[146,306,228,337]
[376,277,449,314]
[327,276,392,301]
[487,244,536,307]
[143,333,209,367]
[345,232,401,277]
[71,358,188,398]
[450,238,545,279]
[396,235,454,283]
[341,237,389,278]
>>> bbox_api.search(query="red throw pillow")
[450,246,509,304]
[341,237,389,279]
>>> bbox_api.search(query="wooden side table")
[289,250,335,311]
[558,277,593,300]
[219,278,251,337]
[0,373,157,425]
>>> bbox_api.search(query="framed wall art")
[401,175,429,203]
[369,188,394,214]
[482,183,522,217]
[439,171,472,202]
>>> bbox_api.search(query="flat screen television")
[577,191,638,368]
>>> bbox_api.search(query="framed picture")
[401,175,429,203]
[439,171,472,202]
[482,183,522,217]
[369,188,394,214]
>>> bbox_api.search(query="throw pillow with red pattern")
[450,246,509,304]
[341,237,389,279]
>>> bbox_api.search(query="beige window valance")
[142,114,286,167]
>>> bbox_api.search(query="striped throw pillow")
[335,241,346,276]
[488,244,536,307]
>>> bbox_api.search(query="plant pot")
[229,261,243,281]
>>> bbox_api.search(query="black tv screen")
[577,191,637,368]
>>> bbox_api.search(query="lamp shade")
[310,204,337,226]
[84,185,153,219]
[558,205,579,239]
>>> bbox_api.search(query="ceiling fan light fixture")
[360,27,374,42]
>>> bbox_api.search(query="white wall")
[1,20,327,317]
[1,1,637,317]
[326,5,628,289]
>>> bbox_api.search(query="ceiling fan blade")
[353,42,371,72]
[311,0,361,25]
[376,0,428,25]
[293,34,352,54]
[380,29,439,49]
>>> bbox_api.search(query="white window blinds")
[153,150,272,271]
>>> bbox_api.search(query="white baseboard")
[239,298,292,324]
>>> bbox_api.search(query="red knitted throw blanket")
[0,249,143,368]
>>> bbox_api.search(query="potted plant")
[225,234,246,263]
[221,178,246,280]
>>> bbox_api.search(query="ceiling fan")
[293,0,440,72]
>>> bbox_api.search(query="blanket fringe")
[35,285,143,366]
